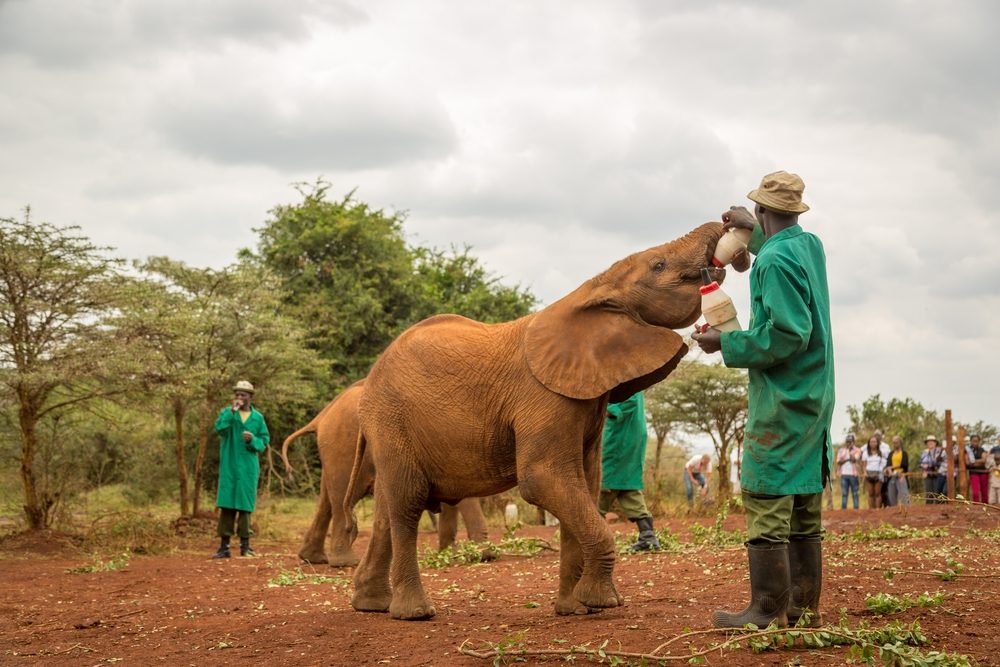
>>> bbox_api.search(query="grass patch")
[66,551,131,574]
[966,527,1000,540]
[266,567,350,587]
[419,541,489,568]
[496,535,552,557]
[839,523,949,542]
[689,497,746,547]
[865,591,946,615]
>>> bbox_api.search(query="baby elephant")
[347,222,731,620]
[281,379,491,567]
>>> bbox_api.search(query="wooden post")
[945,410,954,498]
[957,425,968,499]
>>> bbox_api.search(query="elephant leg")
[554,524,587,615]
[297,470,332,564]
[326,467,367,568]
[456,497,499,562]
[519,436,620,614]
[457,497,489,542]
[387,475,436,620]
[351,488,393,613]
[437,503,459,552]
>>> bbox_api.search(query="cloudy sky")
[3,0,998,445]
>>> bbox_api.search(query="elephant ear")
[524,285,687,401]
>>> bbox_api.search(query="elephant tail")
[344,430,367,533]
[280,418,319,478]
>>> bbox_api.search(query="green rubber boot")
[711,543,790,628]
[787,538,822,627]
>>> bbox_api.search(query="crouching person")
[212,380,270,559]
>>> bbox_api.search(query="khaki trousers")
[743,492,823,545]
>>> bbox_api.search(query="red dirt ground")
[3,504,998,666]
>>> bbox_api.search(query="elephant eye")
[651,259,666,273]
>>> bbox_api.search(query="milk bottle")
[699,268,741,332]
[711,227,753,268]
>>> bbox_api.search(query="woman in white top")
[863,436,886,509]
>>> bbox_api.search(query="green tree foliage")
[846,395,945,447]
[245,181,536,389]
[645,360,748,498]
[0,210,137,528]
[122,257,323,515]
[410,245,535,323]
[245,182,421,386]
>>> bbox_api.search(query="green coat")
[215,406,270,512]
[720,224,834,496]
[601,392,648,490]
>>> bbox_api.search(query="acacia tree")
[642,384,678,484]
[0,211,133,528]
[846,394,946,447]
[124,257,322,515]
[651,360,748,498]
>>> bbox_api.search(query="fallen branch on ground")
[459,620,972,666]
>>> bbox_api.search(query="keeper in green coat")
[598,391,661,552]
[693,171,834,630]
[211,379,270,559]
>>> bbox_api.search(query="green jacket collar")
[760,223,802,251]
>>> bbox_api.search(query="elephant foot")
[297,547,328,565]
[389,593,436,620]
[327,552,361,568]
[572,577,623,610]
[555,596,604,616]
[351,587,392,613]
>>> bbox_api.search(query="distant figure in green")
[598,391,661,552]
[211,380,270,559]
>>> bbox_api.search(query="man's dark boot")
[240,537,257,557]
[628,517,662,553]
[711,543,790,628]
[211,537,231,559]
[787,538,822,627]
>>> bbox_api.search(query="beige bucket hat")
[748,170,810,214]
[924,434,939,444]
[233,380,255,394]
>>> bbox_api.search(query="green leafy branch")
[419,536,556,569]
[839,523,950,542]
[266,567,349,587]
[865,591,946,615]
[884,556,998,582]
[459,620,973,666]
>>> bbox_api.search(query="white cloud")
[1,0,998,442]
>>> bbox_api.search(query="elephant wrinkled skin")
[281,380,489,568]
[346,222,730,620]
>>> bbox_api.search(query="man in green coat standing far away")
[693,171,834,629]
[598,391,661,552]
[211,380,270,559]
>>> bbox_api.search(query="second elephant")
[281,379,490,567]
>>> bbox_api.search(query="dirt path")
[3,504,998,666]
